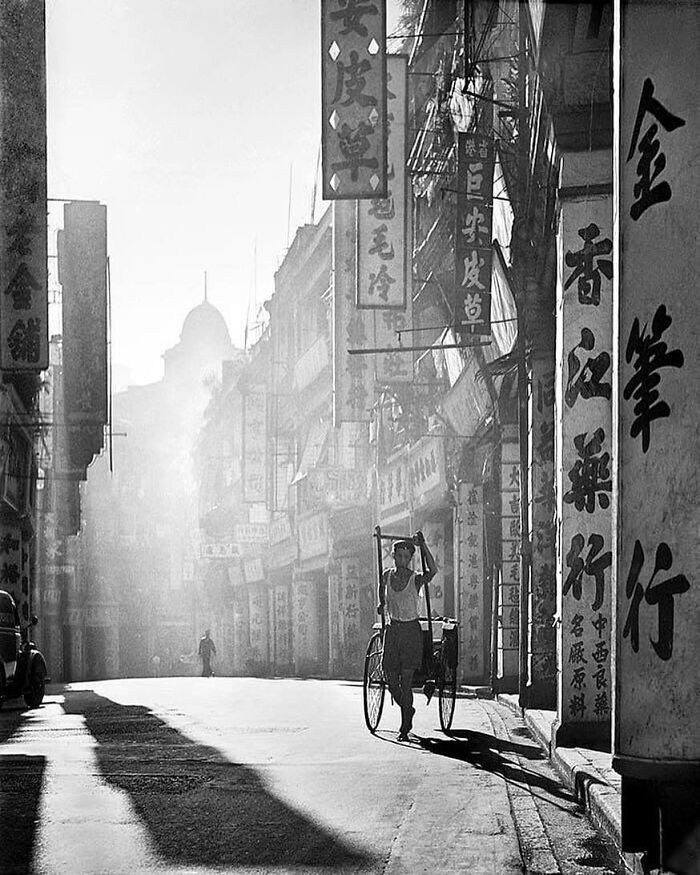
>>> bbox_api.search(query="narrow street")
[1,678,624,874]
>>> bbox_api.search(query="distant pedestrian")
[198,629,216,677]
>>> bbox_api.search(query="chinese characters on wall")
[500,436,520,680]
[559,196,613,725]
[0,2,48,370]
[456,483,485,682]
[617,2,695,765]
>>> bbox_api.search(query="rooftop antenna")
[204,270,208,302]
[310,140,321,224]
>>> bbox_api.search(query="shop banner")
[333,200,374,423]
[273,585,291,666]
[357,55,407,309]
[292,578,320,669]
[456,483,485,682]
[321,0,387,200]
[616,0,698,771]
[58,201,108,435]
[558,195,613,730]
[454,132,495,340]
[0,1,48,371]
[500,436,520,680]
[243,385,266,502]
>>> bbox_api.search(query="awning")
[291,420,329,485]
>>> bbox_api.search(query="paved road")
[0,677,626,874]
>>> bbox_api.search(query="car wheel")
[23,663,46,709]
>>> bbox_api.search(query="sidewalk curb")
[496,695,646,874]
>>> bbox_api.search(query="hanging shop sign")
[0,429,31,515]
[298,512,329,562]
[616,3,697,776]
[378,447,409,521]
[0,524,22,615]
[357,55,407,309]
[0,1,48,371]
[454,132,495,340]
[248,585,269,661]
[292,577,320,668]
[307,466,366,506]
[558,195,613,734]
[234,523,268,544]
[58,202,108,473]
[273,585,291,666]
[338,557,363,665]
[243,384,266,502]
[408,436,446,509]
[333,200,374,423]
[321,0,387,200]
[200,543,238,560]
[456,483,485,682]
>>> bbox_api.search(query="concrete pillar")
[291,575,320,676]
[526,359,556,707]
[615,3,700,868]
[555,173,613,746]
[247,584,269,674]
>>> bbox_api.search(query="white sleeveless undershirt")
[385,571,420,622]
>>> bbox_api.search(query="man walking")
[198,629,216,677]
[377,531,437,740]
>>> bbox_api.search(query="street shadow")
[62,690,374,869]
[414,731,580,811]
[0,754,46,875]
[0,703,26,744]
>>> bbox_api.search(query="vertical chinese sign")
[557,195,613,741]
[528,362,556,706]
[356,55,412,384]
[58,202,108,473]
[616,2,697,784]
[499,431,520,688]
[454,132,495,342]
[242,385,266,502]
[273,585,291,668]
[321,0,387,200]
[0,0,48,371]
[456,483,485,683]
[333,200,374,423]
[339,557,362,668]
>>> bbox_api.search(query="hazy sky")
[46,0,402,388]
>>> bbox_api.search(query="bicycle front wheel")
[438,658,457,733]
[363,631,386,732]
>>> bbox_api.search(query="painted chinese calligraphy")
[565,327,612,408]
[564,223,613,306]
[564,533,611,611]
[627,78,686,221]
[329,0,379,37]
[623,304,684,453]
[564,428,612,512]
[623,539,689,661]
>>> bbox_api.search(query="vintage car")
[0,589,47,709]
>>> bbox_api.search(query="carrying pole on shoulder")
[374,525,386,631]
[418,538,436,695]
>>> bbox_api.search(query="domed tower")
[162,297,236,390]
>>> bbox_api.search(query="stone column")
[526,359,557,707]
[615,4,700,866]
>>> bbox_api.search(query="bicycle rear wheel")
[363,632,386,732]
[438,658,457,733]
